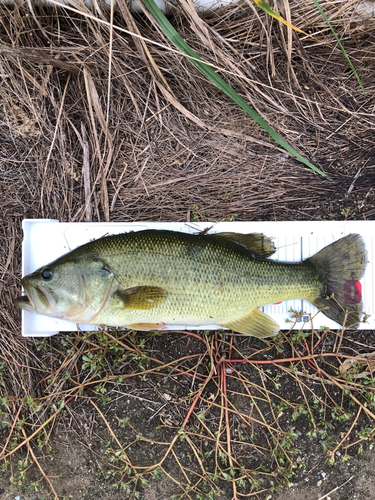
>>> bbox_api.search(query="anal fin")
[221,308,280,337]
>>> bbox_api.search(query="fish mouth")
[15,284,55,314]
[14,293,35,313]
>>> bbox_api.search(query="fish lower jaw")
[15,296,34,313]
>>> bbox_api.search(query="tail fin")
[308,234,367,328]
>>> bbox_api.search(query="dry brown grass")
[0,0,375,498]
[1,0,374,225]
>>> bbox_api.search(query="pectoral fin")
[215,232,276,259]
[115,286,166,309]
[221,308,280,337]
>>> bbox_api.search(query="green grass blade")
[311,0,365,94]
[142,0,330,179]
[252,0,306,34]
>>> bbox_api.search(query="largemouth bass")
[15,230,367,336]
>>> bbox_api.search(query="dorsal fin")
[214,232,276,259]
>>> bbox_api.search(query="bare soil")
[0,0,375,498]
[2,415,375,500]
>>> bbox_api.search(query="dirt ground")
[1,328,375,500]
[1,420,375,500]
[2,452,375,500]
[1,0,375,498]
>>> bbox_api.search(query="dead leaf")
[339,353,375,380]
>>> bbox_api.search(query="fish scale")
[74,230,319,327]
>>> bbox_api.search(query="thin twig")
[21,427,59,500]
[317,476,354,500]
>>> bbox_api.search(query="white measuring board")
[20,219,374,337]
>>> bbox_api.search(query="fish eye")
[41,268,53,281]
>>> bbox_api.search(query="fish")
[15,230,367,336]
